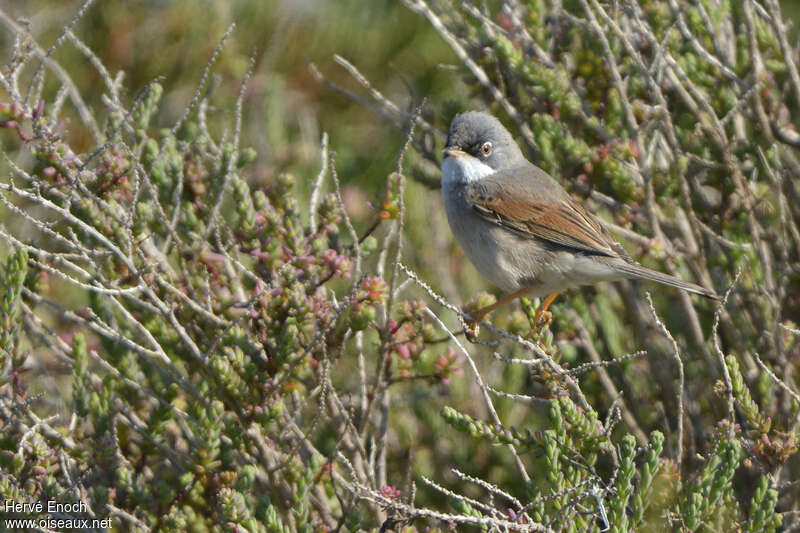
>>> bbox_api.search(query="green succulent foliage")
[0,249,27,373]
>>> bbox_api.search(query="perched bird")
[440,111,718,328]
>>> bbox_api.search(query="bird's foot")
[462,294,496,341]
[464,319,481,341]
[535,312,553,334]
[533,293,558,330]
[533,308,553,328]
[463,310,486,341]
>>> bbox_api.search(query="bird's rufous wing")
[465,167,623,258]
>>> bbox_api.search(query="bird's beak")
[443,146,467,158]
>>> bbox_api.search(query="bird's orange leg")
[534,292,559,325]
[466,284,540,337]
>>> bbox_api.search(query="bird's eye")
[480,142,492,156]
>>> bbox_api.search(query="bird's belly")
[458,225,526,292]
[443,187,626,295]
[443,189,542,292]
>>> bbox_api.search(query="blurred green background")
[1,0,456,197]
[3,0,796,174]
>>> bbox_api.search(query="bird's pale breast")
[442,156,543,292]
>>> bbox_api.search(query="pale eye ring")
[480,141,492,156]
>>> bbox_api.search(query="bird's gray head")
[444,111,525,171]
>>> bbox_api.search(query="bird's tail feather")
[615,262,719,300]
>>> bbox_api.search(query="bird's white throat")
[441,155,495,188]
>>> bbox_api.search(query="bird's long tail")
[615,262,719,300]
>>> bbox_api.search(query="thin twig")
[645,293,684,467]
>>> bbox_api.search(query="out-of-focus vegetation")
[0,0,799,531]
[1,0,455,196]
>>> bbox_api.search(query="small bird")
[440,111,718,328]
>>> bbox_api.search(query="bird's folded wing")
[466,172,620,258]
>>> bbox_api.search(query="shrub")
[0,0,798,531]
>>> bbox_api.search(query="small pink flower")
[396,343,411,361]
[379,485,401,500]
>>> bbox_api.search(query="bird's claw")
[534,309,553,328]
[465,319,480,341]
[462,310,485,341]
